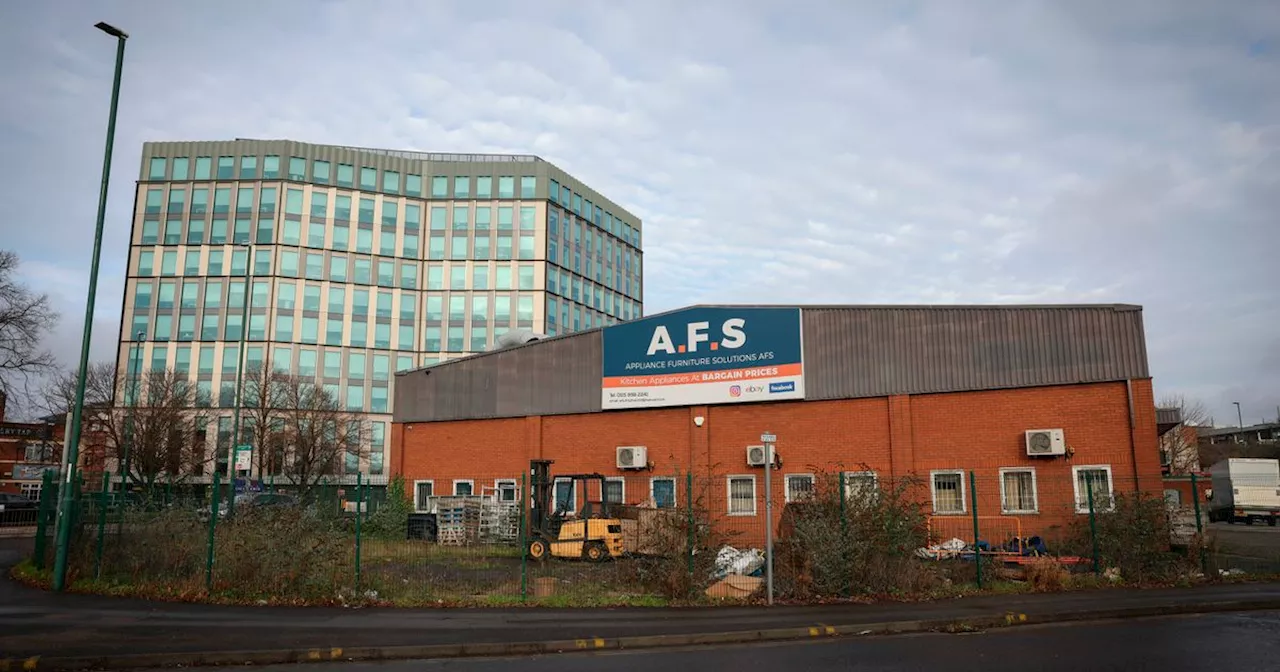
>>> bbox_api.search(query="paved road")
[1209,522,1280,572]
[220,610,1280,672]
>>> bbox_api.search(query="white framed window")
[727,475,757,516]
[413,480,434,511]
[999,468,1038,514]
[494,478,517,502]
[20,483,42,501]
[25,442,57,463]
[604,477,625,505]
[1072,465,1114,513]
[554,477,576,513]
[843,471,879,502]
[784,473,815,503]
[650,477,677,509]
[930,470,966,515]
[453,479,474,496]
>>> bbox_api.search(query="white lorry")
[1207,458,1280,526]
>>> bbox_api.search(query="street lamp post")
[227,243,253,518]
[52,21,128,593]
[1233,401,1244,429]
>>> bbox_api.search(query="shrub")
[774,470,937,598]
[1067,491,1189,584]
[628,474,740,600]
[365,476,412,540]
[1024,557,1069,592]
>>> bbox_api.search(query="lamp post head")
[94,22,128,39]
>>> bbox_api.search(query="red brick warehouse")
[391,304,1164,547]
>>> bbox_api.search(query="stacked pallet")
[435,497,482,546]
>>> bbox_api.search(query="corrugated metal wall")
[801,305,1148,400]
[394,305,1150,423]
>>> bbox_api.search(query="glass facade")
[124,140,642,480]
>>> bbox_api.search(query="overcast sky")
[1,0,1276,426]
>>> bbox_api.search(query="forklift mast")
[528,459,614,537]
[529,459,555,535]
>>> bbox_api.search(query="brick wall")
[393,379,1162,545]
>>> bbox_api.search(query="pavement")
[222,610,1280,672]
[5,539,1280,670]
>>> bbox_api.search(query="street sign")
[760,433,777,444]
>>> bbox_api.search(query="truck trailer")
[1208,458,1280,526]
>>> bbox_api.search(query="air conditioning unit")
[746,444,776,467]
[616,445,648,470]
[1025,429,1066,457]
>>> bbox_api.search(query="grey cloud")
[0,0,1275,424]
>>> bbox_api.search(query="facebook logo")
[768,381,796,394]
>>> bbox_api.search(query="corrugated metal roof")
[394,303,1151,423]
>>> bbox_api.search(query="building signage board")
[12,464,58,480]
[0,423,45,439]
[601,307,804,410]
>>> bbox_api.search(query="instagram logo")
[729,385,742,397]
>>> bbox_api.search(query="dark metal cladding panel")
[802,305,1149,401]
[394,331,604,423]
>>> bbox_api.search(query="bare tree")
[41,363,214,488]
[39,361,116,417]
[0,250,59,402]
[238,364,292,478]
[274,375,368,494]
[123,369,216,487]
[1158,394,1210,474]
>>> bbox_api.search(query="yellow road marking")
[593,638,605,648]
[809,627,820,637]
[330,648,343,659]
[307,650,321,661]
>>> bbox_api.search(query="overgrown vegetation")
[774,470,939,598]
[627,472,740,599]
[364,476,411,540]
[1067,491,1190,584]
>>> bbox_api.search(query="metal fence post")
[969,471,982,589]
[34,470,56,569]
[1191,472,1207,577]
[355,472,364,591]
[839,470,849,596]
[206,472,221,592]
[1087,478,1100,576]
[519,473,528,603]
[686,471,694,596]
[94,473,110,580]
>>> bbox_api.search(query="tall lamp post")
[227,242,254,518]
[1233,401,1244,429]
[52,21,128,593]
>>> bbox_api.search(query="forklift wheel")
[528,538,549,561]
[584,541,608,562]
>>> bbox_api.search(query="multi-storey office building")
[118,139,643,479]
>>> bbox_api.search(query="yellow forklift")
[526,459,625,562]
